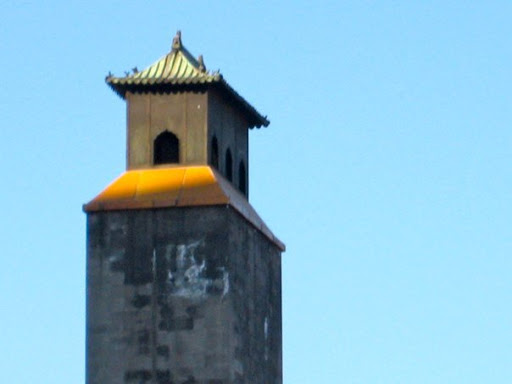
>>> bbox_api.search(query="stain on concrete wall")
[86,206,282,384]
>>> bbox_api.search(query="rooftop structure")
[84,32,284,384]
[106,31,269,128]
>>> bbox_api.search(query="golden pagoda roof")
[106,31,269,128]
[83,166,284,251]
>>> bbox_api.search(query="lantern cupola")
[104,31,268,197]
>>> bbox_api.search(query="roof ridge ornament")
[172,30,182,51]
[198,55,206,73]
[105,32,270,127]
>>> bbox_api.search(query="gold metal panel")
[84,166,284,250]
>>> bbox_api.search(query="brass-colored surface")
[106,32,269,128]
[111,46,218,86]
[84,166,284,250]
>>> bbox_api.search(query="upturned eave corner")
[105,31,270,129]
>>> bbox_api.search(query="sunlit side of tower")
[84,32,284,384]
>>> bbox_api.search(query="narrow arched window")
[210,136,219,169]
[238,161,246,195]
[154,131,179,165]
[225,148,233,182]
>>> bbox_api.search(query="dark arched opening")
[210,136,219,169]
[238,161,246,195]
[154,131,179,165]
[225,148,233,182]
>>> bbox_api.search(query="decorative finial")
[198,55,206,72]
[124,71,130,77]
[107,71,113,78]
[132,67,138,74]
[172,30,182,50]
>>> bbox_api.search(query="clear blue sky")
[1,1,511,383]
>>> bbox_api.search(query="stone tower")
[84,32,285,384]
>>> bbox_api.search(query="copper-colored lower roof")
[83,166,284,251]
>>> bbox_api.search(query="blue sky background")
[1,1,511,383]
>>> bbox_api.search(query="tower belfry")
[84,32,284,384]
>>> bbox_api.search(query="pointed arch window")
[225,148,233,182]
[238,161,247,195]
[210,136,219,169]
[154,131,179,165]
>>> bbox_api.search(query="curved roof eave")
[105,31,269,129]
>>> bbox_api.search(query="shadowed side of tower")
[84,32,284,384]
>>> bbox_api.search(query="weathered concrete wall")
[226,209,282,383]
[207,90,249,196]
[126,92,208,169]
[86,206,282,384]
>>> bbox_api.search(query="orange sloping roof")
[83,166,284,251]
